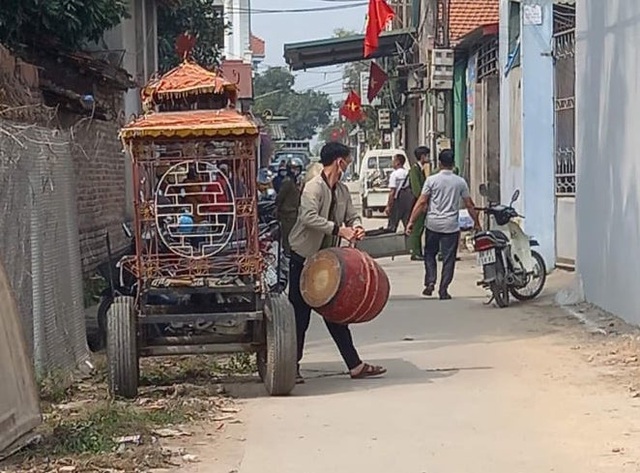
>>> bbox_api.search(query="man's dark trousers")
[288,252,362,370]
[424,230,460,296]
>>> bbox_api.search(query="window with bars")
[477,38,499,81]
[553,4,576,197]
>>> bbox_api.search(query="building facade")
[575,0,640,324]
[498,0,556,269]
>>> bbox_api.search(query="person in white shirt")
[385,154,414,232]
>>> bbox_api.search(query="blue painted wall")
[500,0,556,269]
[520,0,556,268]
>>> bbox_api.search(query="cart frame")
[108,58,297,398]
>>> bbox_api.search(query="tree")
[0,0,128,52]
[254,67,333,140]
[157,0,227,72]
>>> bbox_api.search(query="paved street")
[181,246,640,473]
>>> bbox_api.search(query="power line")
[225,3,367,14]
[255,76,346,99]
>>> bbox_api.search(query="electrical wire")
[225,3,366,14]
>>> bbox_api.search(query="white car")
[359,149,409,218]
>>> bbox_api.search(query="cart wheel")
[106,296,139,399]
[256,350,266,382]
[261,293,297,396]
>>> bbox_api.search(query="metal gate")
[553,5,576,268]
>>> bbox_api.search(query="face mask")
[337,159,348,179]
[278,170,287,177]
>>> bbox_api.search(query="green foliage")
[0,0,129,51]
[157,0,227,72]
[38,371,74,405]
[254,67,333,140]
[48,403,183,455]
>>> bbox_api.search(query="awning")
[454,23,498,52]
[284,29,415,71]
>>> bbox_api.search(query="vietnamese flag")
[367,61,389,103]
[364,0,395,58]
[339,91,364,123]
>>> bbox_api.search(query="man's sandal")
[350,363,387,379]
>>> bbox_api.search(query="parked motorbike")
[89,223,180,351]
[472,184,547,308]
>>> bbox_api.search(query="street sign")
[378,108,391,130]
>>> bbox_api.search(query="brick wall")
[71,120,129,276]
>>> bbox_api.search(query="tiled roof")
[449,0,499,43]
[250,34,266,57]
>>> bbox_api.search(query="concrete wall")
[225,0,252,63]
[520,0,555,268]
[575,0,640,323]
[500,0,555,268]
[556,196,576,266]
[499,0,522,207]
[485,75,501,195]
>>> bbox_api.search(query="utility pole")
[426,0,453,167]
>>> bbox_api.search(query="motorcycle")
[472,184,547,308]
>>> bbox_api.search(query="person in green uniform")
[408,146,431,260]
[276,158,303,255]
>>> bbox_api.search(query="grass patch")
[45,402,184,456]
[4,354,245,472]
[37,370,75,405]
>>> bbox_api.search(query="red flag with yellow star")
[364,0,395,58]
[339,90,364,123]
[367,61,388,103]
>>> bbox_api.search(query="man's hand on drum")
[338,226,357,242]
[338,226,365,242]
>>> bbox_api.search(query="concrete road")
[182,254,640,473]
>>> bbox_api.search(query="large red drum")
[300,247,390,324]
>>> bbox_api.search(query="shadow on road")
[222,358,494,400]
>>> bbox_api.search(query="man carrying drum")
[288,142,387,384]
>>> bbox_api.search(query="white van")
[359,148,409,218]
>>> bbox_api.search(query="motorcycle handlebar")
[473,207,524,218]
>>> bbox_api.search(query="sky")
[250,0,368,100]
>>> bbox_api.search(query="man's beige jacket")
[289,174,362,259]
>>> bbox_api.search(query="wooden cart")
[110,57,297,398]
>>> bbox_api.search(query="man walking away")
[408,146,430,260]
[385,154,414,232]
[288,142,387,383]
[407,149,480,300]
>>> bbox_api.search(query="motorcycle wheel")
[510,250,547,301]
[88,295,112,352]
[489,256,510,308]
